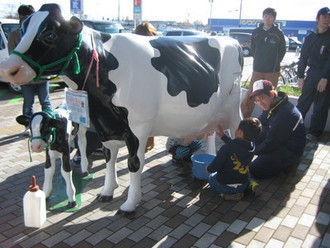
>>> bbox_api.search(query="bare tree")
[3,4,18,19]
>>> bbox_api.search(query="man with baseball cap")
[249,80,306,179]
[296,7,330,141]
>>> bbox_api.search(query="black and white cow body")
[0,4,243,215]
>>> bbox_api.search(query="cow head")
[0,4,83,84]
[17,111,65,152]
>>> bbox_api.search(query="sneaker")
[248,181,262,197]
[220,192,244,201]
[306,134,319,141]
[22,127,30,136]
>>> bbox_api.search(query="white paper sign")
[65,88,90,127]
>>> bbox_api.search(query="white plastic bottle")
[23,175,46,228]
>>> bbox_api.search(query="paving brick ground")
[0,54,329,247]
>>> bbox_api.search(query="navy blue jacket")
[251,23,286,73]
[297,28,330,80]
[255,92,306,156]
[207,135,255,185]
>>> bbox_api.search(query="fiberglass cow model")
[17,104,82,208]
[17,103,111,209]
[0,4,243,215]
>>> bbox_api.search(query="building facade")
[209,18,316,41]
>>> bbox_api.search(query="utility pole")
[209,0,214,31]
[209,0,213,19]
[118,0,121,22]
[238,0,243,27]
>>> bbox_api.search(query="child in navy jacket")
[207,117,262,200]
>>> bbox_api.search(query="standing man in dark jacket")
[249,80,306,179]
[296,7,330,141]
[241,7,286,118]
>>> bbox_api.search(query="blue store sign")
[71,0,82,14]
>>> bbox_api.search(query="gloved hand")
[171,145,190,159]
[188,140,202,153]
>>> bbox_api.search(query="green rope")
[11,33,83,81]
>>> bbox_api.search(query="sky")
[0,0,326,24]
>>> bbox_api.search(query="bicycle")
[278,61,298,85]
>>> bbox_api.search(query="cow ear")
[16,115,30,127]
[64,16,83,35]
[48,118,66,129]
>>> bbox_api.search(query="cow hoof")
[116,209,135,219]
[96,194,113,202]
[81,171,89,177]
[67,201,76,208]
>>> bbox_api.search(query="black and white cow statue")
[0,4,243,216]
[17,103,88,208]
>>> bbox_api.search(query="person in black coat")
[207,117,262,200]
[249,80,306,179]
[296,7,330,141]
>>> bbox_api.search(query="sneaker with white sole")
[306,134,320,141]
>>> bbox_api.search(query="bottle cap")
[29,175,40,192]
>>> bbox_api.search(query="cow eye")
[39,31,58,46]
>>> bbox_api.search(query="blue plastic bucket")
[191,153,216,180]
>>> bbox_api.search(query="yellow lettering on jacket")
[230,154,249,174]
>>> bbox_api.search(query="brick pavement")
[0,84,329,248]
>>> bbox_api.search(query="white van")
[0,19,20,92]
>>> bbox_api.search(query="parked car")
[288,37,302,51]
[229,32,252,57]
[0,19,21,93]
[162,29,208,36]
[81,20,124,34]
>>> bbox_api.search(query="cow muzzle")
[31,139,46,153]
[0,55,36,84]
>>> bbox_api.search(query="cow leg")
[60,166,76,208]
[43,151,57,198]
[97,141,122,202]
[61,145,76,208]
[77,126,88,177]
[124,129,140,173]
[118,136,147,216]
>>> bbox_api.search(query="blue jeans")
[208,172,248,197]
[21,82,52,118]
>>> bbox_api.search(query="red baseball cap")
[250,80,274,99]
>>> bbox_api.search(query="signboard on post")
[70,0,83,14]
[133,0,142,20]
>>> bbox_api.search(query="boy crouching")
[206,118,262,200]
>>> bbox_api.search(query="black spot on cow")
[150,37,221,107]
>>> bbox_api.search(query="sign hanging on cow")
[65,88,90,128]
